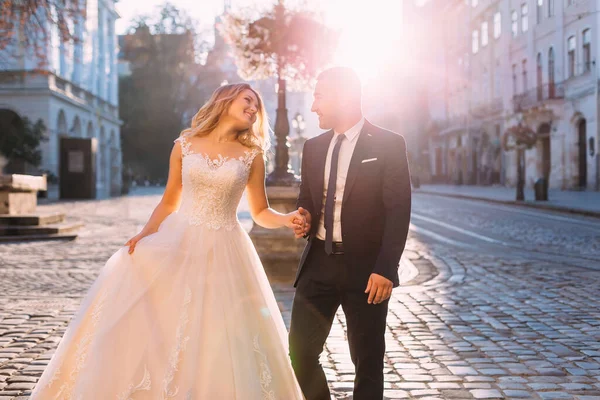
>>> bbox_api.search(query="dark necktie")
[324,134,346,255]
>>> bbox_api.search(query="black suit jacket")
[295,120,412,288]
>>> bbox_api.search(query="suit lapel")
[342,122,373,205]
[311,130,334,212]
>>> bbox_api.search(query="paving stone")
[503,390,535,398]
[448,366,478,376]
[409,389,440,397]
[440,390,475,399]
[396,382,427,390]
[402,375,434,382]
[538,392,576,399]
[5,382,35,390]
[383,390,409,399]
[470,389,503,399]
[428,382,461,390]
[465,383,492,389]
[498,382,527,390]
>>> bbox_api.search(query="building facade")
[428,0,600,191]
[0,0,122,198]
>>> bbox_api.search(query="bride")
[31,83,306,399]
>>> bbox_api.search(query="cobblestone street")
[0,189,599,399]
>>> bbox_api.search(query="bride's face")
[227,89,259,129]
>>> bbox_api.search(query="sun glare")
[322,0,404,84]
[117,0,406,85]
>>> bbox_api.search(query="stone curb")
[395,253,464,293]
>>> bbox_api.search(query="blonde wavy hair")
[179,83,270,151]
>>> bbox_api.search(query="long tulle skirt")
[30,211,304,399]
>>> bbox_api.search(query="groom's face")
[311,79,339,130]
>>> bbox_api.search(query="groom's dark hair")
[317,67,362,99]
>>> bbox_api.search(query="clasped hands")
[285,207,312,239]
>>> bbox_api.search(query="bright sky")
[115,0,404,84]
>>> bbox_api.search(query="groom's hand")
[294,207,312,238]
[365,273,393,305]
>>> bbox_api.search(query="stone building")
[0,0,122,198]
[427,0,600,190]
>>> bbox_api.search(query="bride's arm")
[125,143,183,253]
[141,143,184,233]
[246,153,304,230]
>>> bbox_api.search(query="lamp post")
[290,112,306,174]
[265,0,298,187]
[250,1,304,283]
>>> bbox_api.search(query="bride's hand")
[284,210,305,231]
[124,229,155,254]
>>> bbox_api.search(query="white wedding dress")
[31,136,304,400]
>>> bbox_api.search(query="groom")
[288,67,412,400]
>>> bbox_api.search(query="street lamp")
[291,112,305,137]
[265,0,298,187]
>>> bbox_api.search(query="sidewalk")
[415,184,600,218]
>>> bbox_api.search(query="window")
[512,64,518,94]
[521,3,529,33]
[482,21,489,47]
[511,10,518,37]
[522,59,528,92]
[583,29,591,72]
[472,0,478,6]
[568,36,576,77]
[494,12,502,39]
[548,0,554,17]
[472,30,480,53]
[537,0,543,24]
[537,53,543,100]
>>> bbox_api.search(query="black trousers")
[289,240,389,400]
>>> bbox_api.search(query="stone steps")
[0,211,83,242]
[0,221,83,236]
[0,212,66,226]
[0,232,79,243]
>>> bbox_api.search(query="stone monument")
[0,173,82,241]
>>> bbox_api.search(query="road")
[0,189,599,399]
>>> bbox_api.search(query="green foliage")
[119,3,226,182]
[0,116,47,173]
[502,123,537,151]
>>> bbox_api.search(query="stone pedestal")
[0,174,47,215]
[249,185,306,284]
[0,174,82,242]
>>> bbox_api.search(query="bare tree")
[0,0,85,68]
[502,121,538,201]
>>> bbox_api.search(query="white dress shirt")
[316,117,365,242]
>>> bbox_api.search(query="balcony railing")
[513,82,565,112]
[471,98,503,117]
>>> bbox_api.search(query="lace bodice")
[174,135,261,230]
